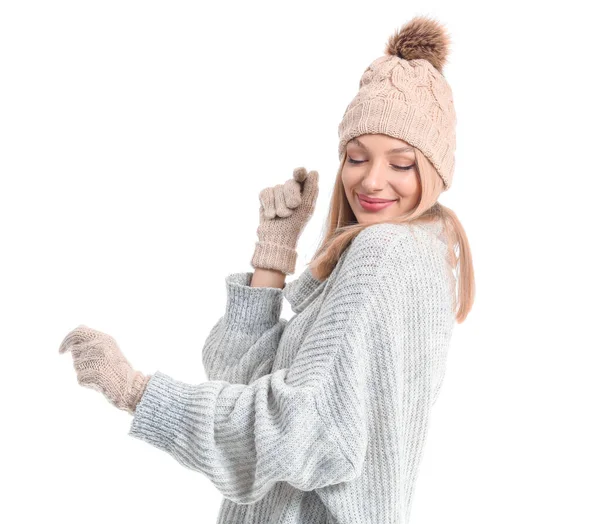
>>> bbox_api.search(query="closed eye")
[347,157,415,171]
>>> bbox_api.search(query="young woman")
[59,15,475,524]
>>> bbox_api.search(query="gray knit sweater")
[128,220,456,524]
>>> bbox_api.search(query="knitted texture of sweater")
[128,220,456,524]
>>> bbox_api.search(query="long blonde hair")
[307,147,475,324]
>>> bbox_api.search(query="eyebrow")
[349,138,414,154]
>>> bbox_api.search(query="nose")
[360,158,388,191]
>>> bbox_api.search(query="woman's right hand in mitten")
[58,324,151,415]
[251,166,319,276]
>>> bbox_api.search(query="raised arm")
[201,166,320,383]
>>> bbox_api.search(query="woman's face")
[342,134,421,225]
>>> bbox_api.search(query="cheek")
[392,174,420,197]
[341,168,360,190]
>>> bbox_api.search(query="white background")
[1,1,599,523]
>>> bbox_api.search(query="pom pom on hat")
[384,15,451,73]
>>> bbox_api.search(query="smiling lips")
[358,193,398,203]
[356,193,398,212]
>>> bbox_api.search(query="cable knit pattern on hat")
[128,220,455,524]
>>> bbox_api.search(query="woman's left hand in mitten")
[58,324,151,415]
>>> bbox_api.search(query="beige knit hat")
[338,16,457,191]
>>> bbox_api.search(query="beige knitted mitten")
[58,324,151,415]
[251,166,319,275]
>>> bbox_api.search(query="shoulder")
[352,222,411,247]
[329,223,417,298]
[352,221,449,267]
[344,222,427,273]
[341,221,453,300]
[344,223,411,264]
[330,221,452,291]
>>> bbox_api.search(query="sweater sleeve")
[282,264,324,314]
[201,272,286,384]
[128,224,453,505]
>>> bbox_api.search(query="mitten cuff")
[251,241,297,276]
[127,372,152,415]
